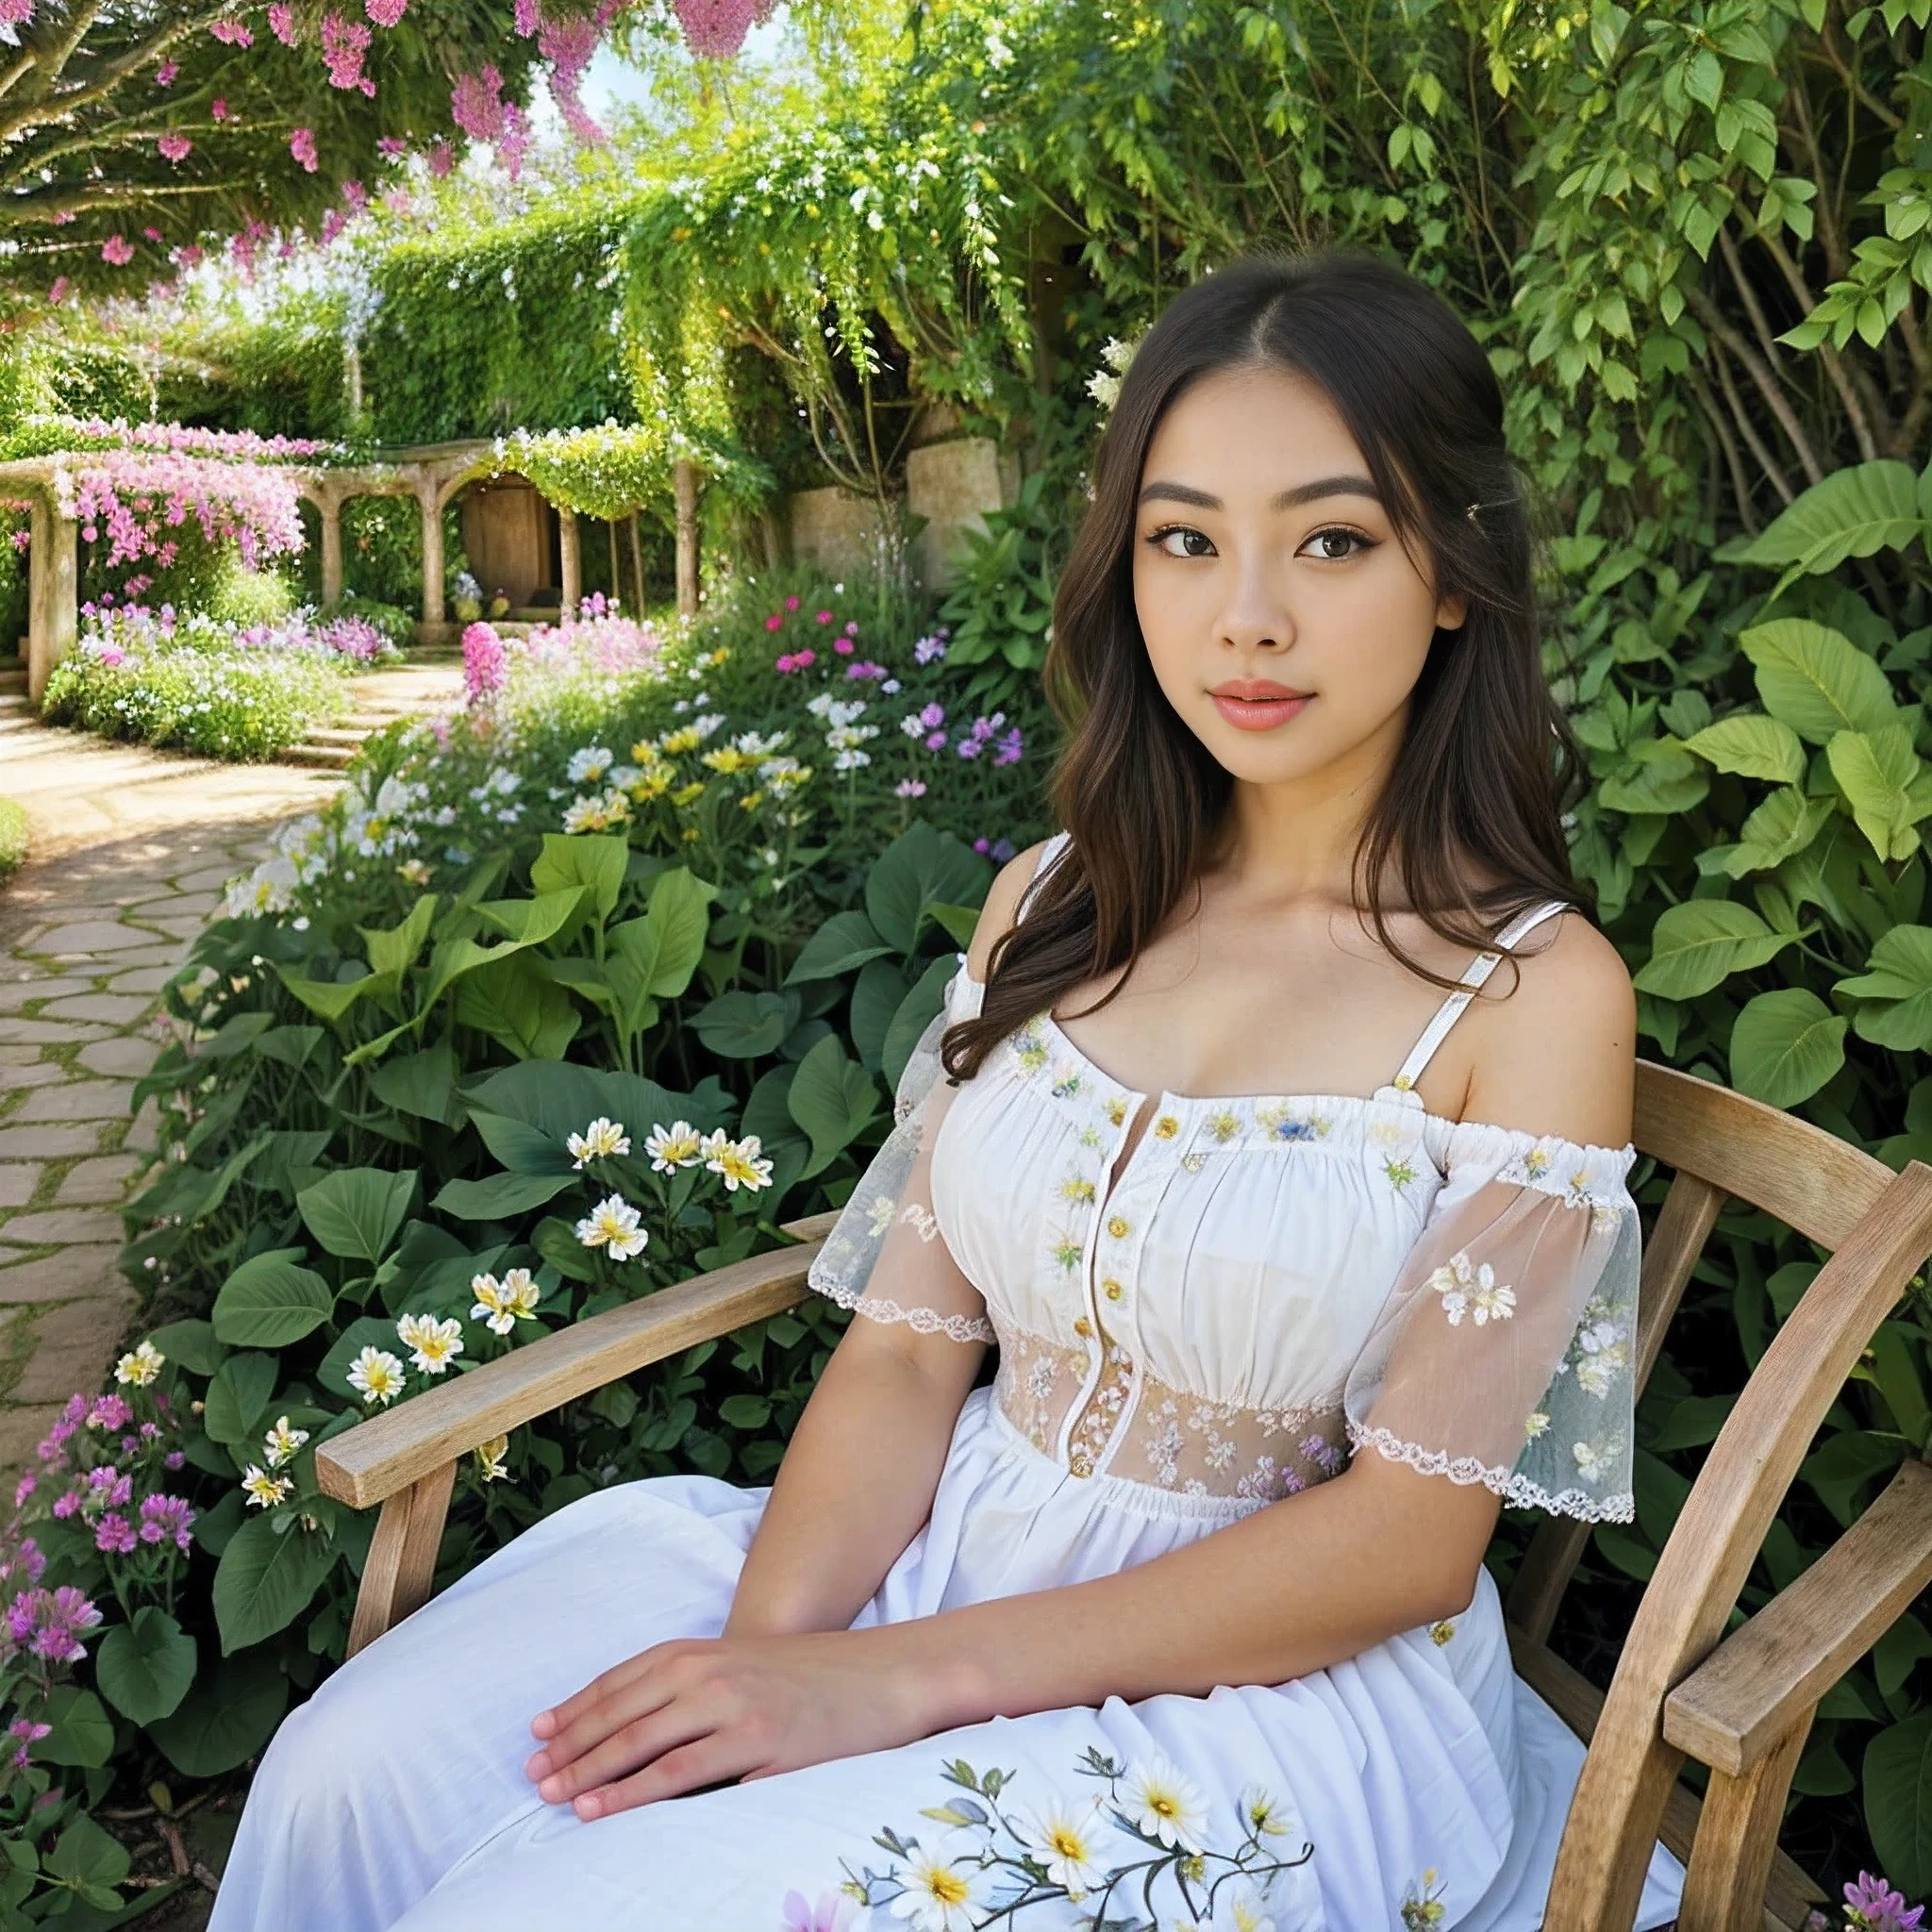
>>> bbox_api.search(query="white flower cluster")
[241,1412,312,1509]
[1085,331,1143,413]
[806,691,880,772]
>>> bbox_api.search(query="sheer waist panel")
[991,1322,1348,1505]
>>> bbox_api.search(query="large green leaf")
[1595,739,1709,815]
[453,953,581,1060]
[95,1607,197,1725]
[43,1812,129,1901]
[432,1170,579,1220]
[212,1513,338,1654]
[273,965,379,1025]
[36,1687,113,1769]
[408,885,589,1024]
[1729,988,1846,1108]
[693,988,800,1059]
[202,1351,278,1448]
[1681,713,1805,784]
[369,1044,465,1128]
[783,909,894,984]
[297,1166,418,1262]
[1826,721,1932,860]
[1841,925,1932,1050]
[211,1249,335,1349]
[1740,619,1896,742]
[883,953,962,1091]
[1868,1713,1932,1892]
[1719,787,1835,876]
[1731,459,1926,602]
[787,1034,880,1177]
[148,1649,288,1777]
[864,821,991,953]
[531,833,629,920]
[358,892,437,988]
[1632,900,1794,999]
[467,1109,577,1176]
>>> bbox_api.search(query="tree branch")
[0,3,231,149]
[1709,332,1796,506]
[1687,366,1761,535]
[1688,285,1824,487]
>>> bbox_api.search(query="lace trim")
[1344,1420,1636,1524]
[808,1274,996,1345]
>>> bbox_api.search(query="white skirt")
[209,1386,1685,1931]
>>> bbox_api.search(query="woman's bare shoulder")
[964,839,1058,985]
[1464,908,1636,1147]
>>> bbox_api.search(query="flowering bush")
[40,607,368,761]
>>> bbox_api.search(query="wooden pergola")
[0,440,640,705]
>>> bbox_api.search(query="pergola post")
[674,459,700,619]
[558,507,580,618]
[417,480,444,627]
[317,485,345,608]
[26,492,76,708]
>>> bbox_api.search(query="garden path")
[0,714,340,1475]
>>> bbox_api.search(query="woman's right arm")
[723,841,1050,1640]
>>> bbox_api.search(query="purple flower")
[913,633,947,664]
[139,1493,195,1551]
[0,1541,44,1591]
[88,1393,131,1431]
[93,1514,137,1555]
[845,660,888,680]
[781,1890,859,1932]
[832,638,854,656]
[956,737,983,759]
[10,1475,32,1509]
[991,838,1016,862]
[163,1450,184,1470]
[919,703,944,728]
[923,730,946,752]
[1845,1873,1925,1932]
[8,1586,104,1664]
[992,726,1024,767]
[895,780,926,798]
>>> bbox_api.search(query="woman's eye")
[1303,527,1371,561]
[1147,525,1215,558]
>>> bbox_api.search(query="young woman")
[211,250,1685,1932]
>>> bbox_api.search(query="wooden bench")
[317,1060,1932,1932]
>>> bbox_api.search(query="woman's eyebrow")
[1137,474,1381,512]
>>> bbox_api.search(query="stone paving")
[0,713,340,1474]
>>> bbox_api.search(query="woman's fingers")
[529,1643,684,1740]
[532,1695,716,1803]
[525,1670,677,1784]
[575,1732,762,1819]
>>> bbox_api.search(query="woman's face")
[1130,363,1465,789]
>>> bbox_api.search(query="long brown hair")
[941,246,1583,1084]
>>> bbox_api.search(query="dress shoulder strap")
[1015,829,1073,923]
[1387,898,1572,1095]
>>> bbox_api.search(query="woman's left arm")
[526,915,1638,1815]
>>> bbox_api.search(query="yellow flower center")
[925,1870,970,1906]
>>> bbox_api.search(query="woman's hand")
[524,1628,940,1820]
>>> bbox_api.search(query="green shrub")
[205,558,297,629]
[0,799,26,883]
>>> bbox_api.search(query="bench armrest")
[1663,1455,1932,1777]
[314,1210,837,1510]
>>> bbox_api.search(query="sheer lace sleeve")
[804,957,995,1346]
[1341,1125,1641,1522]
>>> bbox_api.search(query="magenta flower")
[158,133,192,162]
[100,234,134,265]
[0,1541,45,1591]
[93,1515,137,1556]
[366,0,407,23]
[765,613,783,632]
[0,0,32,25]
[451,62,507,142]
[427,138,454,176]
[49,1492,77,1521]
[923,730,945,752]
[9,1475,30,1508]
[513,0,541,30]
[138,1494,195,1552]
[155,58,178,85]
[814,609,833,625]
[784,594,800,610]
[209,17,252,44]
[269,4,299,42]
[1845,1874,1925,1932]
[88,1393,131,1432]
[322,11,375,92]
[832,638,854,656]
[290,127,319,172]
[674,0,763,58]
[163,1450,184,1470]
[843,619,859,635]
[846,660,887,679]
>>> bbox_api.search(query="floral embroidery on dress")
[1105,1095,1128,1127]
[1011,1027,1051,1078]
[1426,1252,1517,1326]
[1571,1433,1624,1485]
[1205,1108,1244,1144]
[1050,1064,1085,1100]
[829,1749,1311,1931]
[1561,1292,1632,1397]
[1401,1867,1449,1928]
[1383,1156,1420,1191]
[1254,1102,1329,1143]
[1428,1620,1456,1646]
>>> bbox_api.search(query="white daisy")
[566,1116,631,1168]
[261,1415,309,1469]
[112,1340,164,1387]
[705,1133,774,1192]
[241,1464,293,1508]
[1016,1796,1107,1898]
[1117,1752,1208,1852]
[346,1346,407,1406]
[575,1193,649,1261]
[396,1312,465,1376]
[470,1267,541,1335]
[888,1833,987,1932]
[566,744,614,784]
[643,1121,704,1173]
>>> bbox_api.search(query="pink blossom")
[155,58,178,85]
[158,132,192,162]
[321,11,374,92]
[45,277,69,305]
[674,0,764,59]
[497,100,531,180]
[383,189,413,215]
[513,0,541,31]
[268,4,299,42]
[209,17,253,45]
[814,609,832,624]
[426,139,454,176]
[210,97,230,120]
[832,637,854,655]
[138,1494,195,1552]
[462,622,507,704]
[319,208,349,246]
[0,0,33,25]
[377,136,408,158]
[174,243,205,269]
[49,208,72,224]
[366,0,407,22]
[764,613,782,632]
[93,1515,137,1556]
[290,126,319,172]
[143,226,163,242]
[541,12,605,144]
[450,63,507,143]
[100,234,134,265]
[785,595,800,609]
[87,1393,130,1432]
[781,1891,860,1932]
[894,780,926,799]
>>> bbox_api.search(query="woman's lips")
[1209,691,1313,731]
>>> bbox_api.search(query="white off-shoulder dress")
[211,831,1685,1932]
